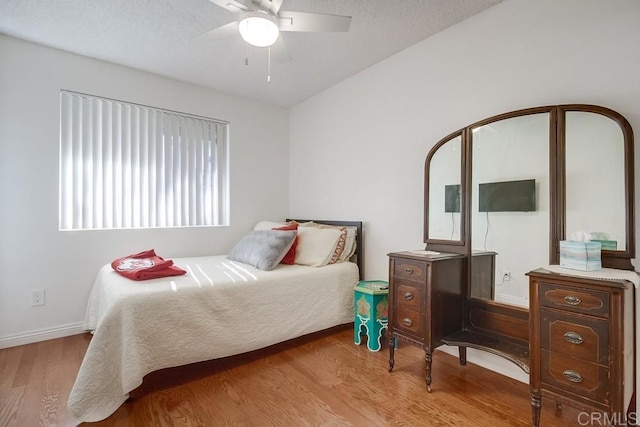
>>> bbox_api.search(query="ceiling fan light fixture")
[238,11,279,47]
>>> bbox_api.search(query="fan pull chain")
[267,46,271,83]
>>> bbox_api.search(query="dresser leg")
[531,394,541,427]
[425,351,433,392]
[458,346,467,366]
[388,336,395,372]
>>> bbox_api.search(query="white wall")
[0,35,290,346]
[289,0,640,383]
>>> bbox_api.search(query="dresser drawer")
[393,260,427,282]
[539,282,609,317]
[540,309,609,365]
[541,350,609,404]
[393,305,424,338]
[395,283,422,312]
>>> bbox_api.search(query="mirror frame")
[425,104,635,297]
[555,104,635,269]
[423,129,468,253]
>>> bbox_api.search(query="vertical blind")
[59,90,229,230]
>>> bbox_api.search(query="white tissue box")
[559,241,601,271]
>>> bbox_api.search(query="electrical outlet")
[502,271,511,281]
[31,289,45,306]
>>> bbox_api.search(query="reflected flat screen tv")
[444,184,460,213]
[479,179,536,212]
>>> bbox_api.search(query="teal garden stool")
[354,280,389,352]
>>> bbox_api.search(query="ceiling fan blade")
[278,11,352,33]
[270,35,292,64]
[191,21,238,41]
[207,0,248,13]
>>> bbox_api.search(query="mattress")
[68,255,359,422]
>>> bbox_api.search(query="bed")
[67,220,363,422]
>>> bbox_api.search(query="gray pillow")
[227,230,297,271]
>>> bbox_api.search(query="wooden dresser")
[528,268,634,426]
[387,251,464,391]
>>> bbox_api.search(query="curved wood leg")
[388,336,395,372]
[531,394,541,427]
[425,351,433,392]
[458,346,467,366]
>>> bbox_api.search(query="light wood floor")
[1,326,582,426]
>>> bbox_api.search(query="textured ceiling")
[0,0,502,107]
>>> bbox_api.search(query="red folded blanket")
[111,249,186,281]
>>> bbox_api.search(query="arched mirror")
[565,112,624,244]
[425,132,464,244]
[470,111,550,306]
[558,105,635,270]
[425,104,635,311]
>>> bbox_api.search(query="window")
[59,90,229,230]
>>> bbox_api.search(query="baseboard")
[0,322,85,349]
[494,293,529,308]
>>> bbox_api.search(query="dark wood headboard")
[286,219,364,281]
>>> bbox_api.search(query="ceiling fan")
[204,0,352,62]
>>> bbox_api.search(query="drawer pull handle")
[403,292,414,300]
[563,370,583,383]
[402,318,413,327]
[404,268,414,274]
[563,331,584,345]
[564,295,582,306]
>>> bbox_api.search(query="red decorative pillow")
[273,223,298,264]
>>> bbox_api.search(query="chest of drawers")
[387,252,464,391]
[528,269,634,426]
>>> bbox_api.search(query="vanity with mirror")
[387,104,635,425]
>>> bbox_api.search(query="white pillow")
[253,220,287,231]
[295,227,341,267]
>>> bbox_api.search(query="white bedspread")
[68,255,359,422]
